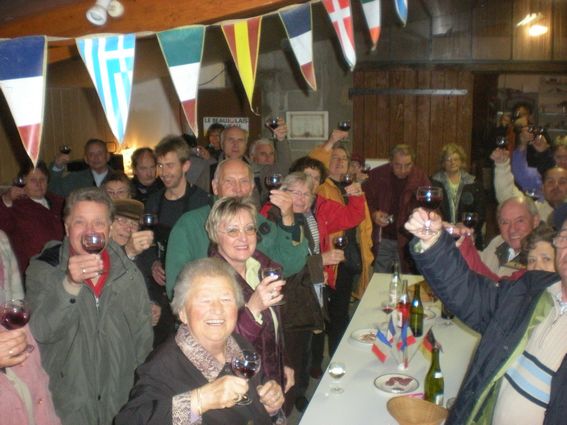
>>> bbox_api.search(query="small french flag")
[371,328,391,362]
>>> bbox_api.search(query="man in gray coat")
[26,187,153,425]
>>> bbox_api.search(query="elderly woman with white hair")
[115,257,285,425]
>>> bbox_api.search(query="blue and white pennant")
[77,34,136,143]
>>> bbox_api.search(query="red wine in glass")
[416,186,443,234]
[338,120,351,131]
[81,232,106,254]
[340,173,354,186]
[231,350,261,405]
[265,174,283,190]
[333,236,348,249]
[461,212,479,229]
[261,266,285,305]
[140,213,159,231]
[266,117,279,129]
[495,136,508,149]
[2,299,34,353]
[59,145,72,154]
[12,176,26,188]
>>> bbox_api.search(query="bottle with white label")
[424,345,444,406]
[388,261,401,309]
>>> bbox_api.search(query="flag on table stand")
[372,328,392,362]
[157,26,205,137]
[279,3,317,91]
[0,36,47,165]
[360,0,382,50]
[394,0,408,26]
[76,34,136,144]
[322,0,356,70]
[420,328,440,361]
[221,17,262,110]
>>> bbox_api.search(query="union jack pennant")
[0,36,47,165]
[76,34,136,144]
[322,0,356,70]
[221,17,262,110]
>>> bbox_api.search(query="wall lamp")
[86,0,125,26]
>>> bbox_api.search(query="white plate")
[374,373,419,394]
[350,328,378,345]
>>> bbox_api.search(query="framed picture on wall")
[286,111,329,140]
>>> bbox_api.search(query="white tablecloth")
[299,273,480,425]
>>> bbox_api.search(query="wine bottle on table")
[388,261,401,312]
[424,345,444,406]
[410,283,424,337]
[396,279,410,328]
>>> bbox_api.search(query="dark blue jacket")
[411,231,567,425]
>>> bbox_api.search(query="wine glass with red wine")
[59,145,72,154]
[461,212,479,230]
[231,350,261,405]
[140,213,159,231]
[81,232,106,254]
[2,299,34,353]
[337,120,351,131]
[340,173,354,186]
[265,117,279,130]
[495,136,508,150]
[416,186,443,235]
[12,175,26,188]
[264,174,283,190]
[333,236,348,250]
[260,266,285,306]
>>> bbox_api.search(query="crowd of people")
[2,104,567,425]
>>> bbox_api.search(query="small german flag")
[419,328,440,361]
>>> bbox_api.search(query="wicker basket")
[387,396,448,425]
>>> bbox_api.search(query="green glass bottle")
[424,346,444,406]
[410,284,424,337]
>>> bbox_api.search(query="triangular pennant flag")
[360,0,381,50]
[0,36,47,165]
[76,34,136,144]
[387,315,396,342]
[322,0,356,70]
[397,321,417,351]
[221,17,262,110]
[420,328,438,361]
[394,0,408,26]
[279,4,317,91]
[157,26,205,137]
[371,329,392,362]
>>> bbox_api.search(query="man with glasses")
[362,144,430,273]
[166,158,308,300]
[406,208,567,425]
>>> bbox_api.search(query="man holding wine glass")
[25,187,153,425]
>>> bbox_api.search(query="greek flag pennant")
[76,34,136,144]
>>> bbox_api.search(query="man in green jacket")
[26,187,153,425]
[166,159,308,299]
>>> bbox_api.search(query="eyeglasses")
[106,189,129,197]
[553,233,567,248]
[219,224,257,238]
[285,189,312,199]
[115,216,140,230]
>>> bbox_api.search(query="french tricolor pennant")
[0,36,47,165]
[371,328,392,362]
[279,3,317,91]
[397,321,417,350]
[387,315,396,342]
[394,0,408,26]
[322,0,356,70]
[360,0,382,50]
[157,26,205,137]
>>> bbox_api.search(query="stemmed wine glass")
[260,266,285,306]
[12,175,26,188]
[59,145,72,154]
[340,173,354,186]
[495,136,508,150]
[264,174,283,190]
[328,361,346,394]
[231,350,261,405]
[461,212,479,231]
[333,236,348,250]
[337,120,351,131]
[416,186,443,235]
[265,116,279,130]
[81,232,106,254]
[140,213,159,231]
[2,299,34,353]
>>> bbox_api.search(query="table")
[298,273,480,425]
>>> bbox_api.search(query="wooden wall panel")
[472,1,513,60]
[352,67,473,177]
[554,1,567,59]
[512,0,552,60]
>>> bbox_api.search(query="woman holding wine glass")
[430,143,486,247]
[116,258,285,425]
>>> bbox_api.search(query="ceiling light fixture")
[528,23,549,36]
[86,0,124,26]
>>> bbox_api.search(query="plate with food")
[350,328,378,346]
[374,373,419,394]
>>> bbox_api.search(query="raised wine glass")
[12,175,26,188]
[495,136,508,150]
[416,186,443,235]
[337,120,351,131]
[461,212,479,230]
[81,232,106,255]
[328,361,346,394]
[340,173,354,186]
[59,145,72,154]
[140,213,159,231]
[265,116,279,130]
[524,188,538,201]
[333,235,348,250]
[264,174,283,190]
[231,350,261,405]
[2,299,34,353]
[260,266,285,306]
